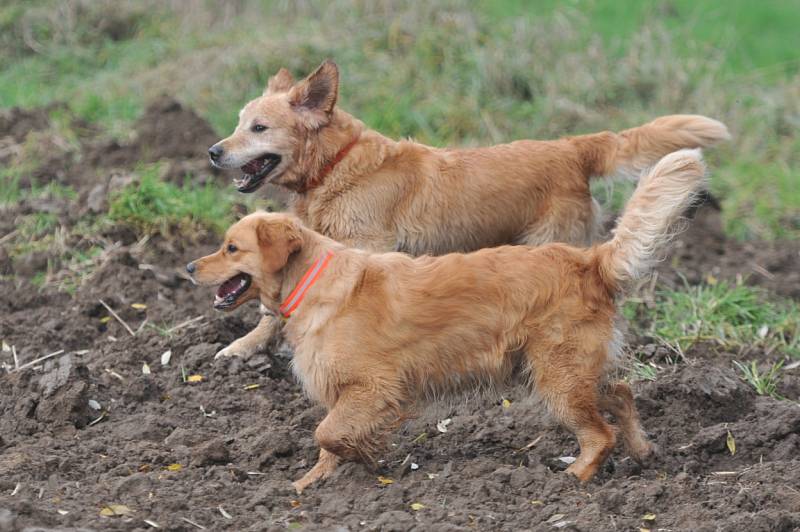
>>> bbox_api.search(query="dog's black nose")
[208,144,224,161]
[186,262,196,274]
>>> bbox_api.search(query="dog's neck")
[270,230,341,315]
[294,109,396,197]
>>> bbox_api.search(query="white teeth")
[214,295,223,305]
[239,279,246,287]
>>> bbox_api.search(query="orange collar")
[279,251,334,318]
[299,136,359,193]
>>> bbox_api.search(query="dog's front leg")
[215,314,280,360]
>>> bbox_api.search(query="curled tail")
[572,114,729,179]
[597,149,707,285]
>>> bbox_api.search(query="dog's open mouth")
[214,272,252,310]
[234,153,281,193]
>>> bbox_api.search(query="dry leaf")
[436,418,451,433]
[187,375,203,383]
[502,398,511,409]
[100,316,111,324]
[558,456,576,465]
[243,384,261,390]
[161,350,171,366]
[706,274,717,285]
[642,513,656,521]
[726,430,736,455]
[88,399,102,410]
[377,476,394,485]
[99,504,133,517]
[410,502,425,511]
[547,513,566,523]
[426,473,438,480]
[166,463,182,472]
[290,500,301,508]
[142,363,151,375]
[531,500,544,505]
[131,303,147,310]
[639,529,651,532]
[2,340,10,352]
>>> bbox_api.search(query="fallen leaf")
[726,430,736,455]
[426,473,438,480]
[99,504,133,517]
[243,384,261,390]
[88,399,102,410]
[2,340,9,352]
[187,375,203,383]
[502,398,511,409]
[642,513,656,521]
[558,456,576,465]
[161,350,171,366]
[142,363,151,375]
[131,303,147,311]
[436,418,451,433]
[166,463,182,472]
[410,502,425,511]
[100,316,111,324]
[706,274,717,285]
[547,513,566,523]
[377,476,394,485]
[290,500,301,509]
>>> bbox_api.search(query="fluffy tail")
[572,115,729,179]
[596,149,707,285]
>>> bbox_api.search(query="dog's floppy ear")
[256,218,302,273]
[264,67,295,95]
[288,59,339,127]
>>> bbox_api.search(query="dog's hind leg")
[527,346,616,483]
[293,385,402,493]
[599,381,653,463]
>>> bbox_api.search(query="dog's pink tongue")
[217,277,240,298]
[241,158,262,175]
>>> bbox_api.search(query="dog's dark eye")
[251,124,268,133]
[227,244,238,253]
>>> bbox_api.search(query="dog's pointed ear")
[256,217,302,273]
[288,60,339,126]
[264,67,295,95]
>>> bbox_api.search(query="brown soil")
[1,102,798,531]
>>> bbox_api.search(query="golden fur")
[207,60,728,359]
[190,149,708,493]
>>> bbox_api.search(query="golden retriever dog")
[189,149,707,493]
[206,60,728,358]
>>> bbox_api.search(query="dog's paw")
[214,342,254,360]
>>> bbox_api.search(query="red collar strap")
[299,136,359,193]
[279,251,334,318]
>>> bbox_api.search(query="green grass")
[0,0,798,240]
[106,165,254,235]
[733,359,784,398]
[627,280,800,358]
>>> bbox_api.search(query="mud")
[1,102,799,531]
